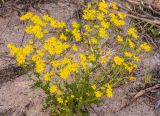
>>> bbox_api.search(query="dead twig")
[120,83,160,110]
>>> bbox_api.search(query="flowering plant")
[7,1,151,115]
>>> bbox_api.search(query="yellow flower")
[127,27,139,39]
[31,15,46,26]
[68,62,79,72]
[51,60,61,67]
[118,13,126,19]
[79,54,88,69]
[7,43,16,55]
[88,54,96,62]
[16,53,26,66]
[59,62,79,79]
[43,37,70,55]
[97,12,105,21]
[113,56,124,65]
[80,61,88,69]
[128,76,136,81]
[83,9,96,20]
[87,3,91,9]
[25,25,44,39]
[140,43,151,52]
[106,84,113,98]
[59,68,70,79]
[79,53,87,61]
[50,85,57,93]
[57,97,63,104]
[35,59,46,73]
[72,44,78,52]
[57,21,66,28]
[84,24,92,33]
[44,73,51,81]
[61,58,71,65]
[111,2,118,10]
[100,57,107,63]
[128,39,135,48]
[133,56,140,62]
[133,63,138,69]
[124,52,132,57]
[23,45,33,55]
[91,37,98,44]
[20,12,33,21]
[116,35,123,43]
[44,72,54,81]
[95,91,102,98]
[72,22,80,28]
[109,13,125,26]
[91,84,96,90]
[43,15,52,21]
[123,63,134,73]
[98,28,106,38]
[98,2,108,13]
[71,29,81,41]
[60,33,67,41]
[101,21,110,29]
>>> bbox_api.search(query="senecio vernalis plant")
[7,1,151,115]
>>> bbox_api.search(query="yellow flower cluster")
[98,27,107,38]
[98,1,108,13]
[20,12,33,21]
[109,13,125,27]
[83,4,96,20]
[79,53,88,69]
[71,22,81,41]
[7,44,33,66]
[43,37,70,55]
[106,84,113,98]
[128,38,135,48]
[140,42,151,52]
[7,2,152,114]
[44,72,55,81]
[31,50,46,73]
[50,85,57,93]
[25,25,44,39]
[117,35,123,43]
[123,62,137,73]
[91,83,113,99]
[95,91,102,98]
[88,54,96,62]
[59,62,79,79]
[113,56,124,65]
[127,27,139,39]
[43,15,66,28]
[72,44,78,52]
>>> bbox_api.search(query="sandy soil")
[0,1,159,116]
[0,75,157,116]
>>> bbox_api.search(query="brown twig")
[120,83,160,110]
